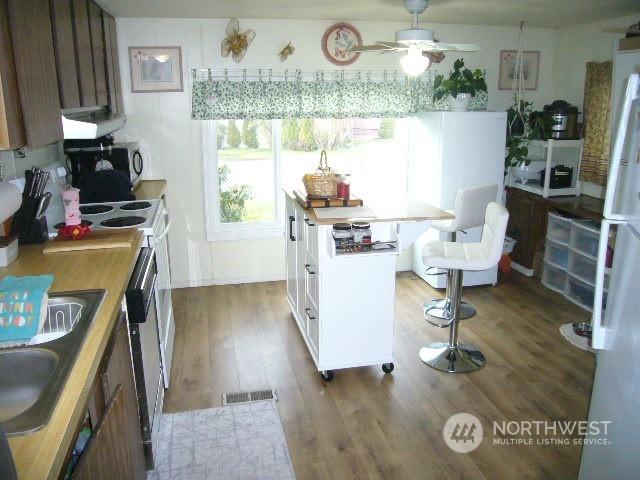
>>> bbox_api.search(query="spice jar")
[352,222,372,251]
[332,223,353,251]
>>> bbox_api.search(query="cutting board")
[43,230,137,253]
[294,190,364,208]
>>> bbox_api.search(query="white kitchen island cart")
[284,190,452,381]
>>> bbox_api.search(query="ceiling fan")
[352,0,480,76]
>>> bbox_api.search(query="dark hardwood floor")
[164,271,595,480]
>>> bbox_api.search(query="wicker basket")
[302,150,337,198]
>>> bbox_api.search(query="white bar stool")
[419,202,509,373]
[423,183,498,323]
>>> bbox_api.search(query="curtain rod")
[191,67,443,82]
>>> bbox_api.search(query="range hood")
[62,107,126,139]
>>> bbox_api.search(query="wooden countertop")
[133,179,167,201]
[1,232,144,479]
[547,194,604,222]
[285,190,453,225]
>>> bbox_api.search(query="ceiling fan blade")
[375,41,407,50]
[423,42,480,52]
[351,44,394,53]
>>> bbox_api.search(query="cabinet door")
[50,0,81,108]
[104,13,123,113]
[88,1,107,105]
[295,205,306,323]
[285,196,297,308]
[506,190,534,268]
[72,312,146,480]
[72,0,96,106]
[0,0,25,149]
[7,0,63,148]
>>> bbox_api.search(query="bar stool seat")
[419,202,509,373]
[424,183,498,322]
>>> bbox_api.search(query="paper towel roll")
[0,182,21,224]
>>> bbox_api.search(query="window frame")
[203,119,284,242]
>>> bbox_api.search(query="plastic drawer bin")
[568,249,597,285]
[541,261,566,294]
[570,220,600,258]
[544,238,569,269]
[565,273,596,311]
[547,212,572,245]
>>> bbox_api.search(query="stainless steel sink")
[0,290,106,436]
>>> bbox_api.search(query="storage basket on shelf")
[303,150,337,198]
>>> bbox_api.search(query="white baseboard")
[511,261,535,277]
[171,273,285,288]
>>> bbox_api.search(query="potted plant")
[433,59,487,111]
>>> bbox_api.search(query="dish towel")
[0,275,53,343]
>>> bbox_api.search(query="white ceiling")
[97,0,639,28]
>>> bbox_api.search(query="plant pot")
[448,93,472,111]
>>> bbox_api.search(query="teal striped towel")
[0,275,54,343]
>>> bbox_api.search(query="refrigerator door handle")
[592,220,612,349]
[604,73,639,220]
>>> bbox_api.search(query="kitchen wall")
[114,17,559,286]
[552,13,638,198]
[0,144,62,181]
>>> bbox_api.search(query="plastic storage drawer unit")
[568,249,598,285]
[570,220,600,258]
[544,238,569,269]
[547,212,572,245]
[542,261,566,294]
[565,273,597,311]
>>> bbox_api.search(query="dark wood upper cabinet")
[88,0,107,106]
[50,0,81,109]
[7,0,63,148]
[102,11,122,114]
[0,0,25,149]
[72,0,96,106]
[106,13,123,113]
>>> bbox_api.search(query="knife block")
[9,195,48,244]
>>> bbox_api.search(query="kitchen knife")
[35,192,52,218]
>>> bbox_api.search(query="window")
[203,117,409,241]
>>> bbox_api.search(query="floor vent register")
[222,389,277,405]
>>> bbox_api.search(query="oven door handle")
[155,214,171,242]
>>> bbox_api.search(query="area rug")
[147,400,295,479]
[559,323,596,353]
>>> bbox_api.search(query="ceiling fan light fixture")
[400,45,430,76]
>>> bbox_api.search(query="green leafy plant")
[529,111,553,140]
[226,120,241,148]
[378,118,395,139]
[433,59,487,101]
[505,135,528,175]
[505,100,533,175]
[218,164,251,223]
[241,119,259,148]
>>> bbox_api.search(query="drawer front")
[305,261,319,309]
[304,217,319,263]
[304,296,320,355]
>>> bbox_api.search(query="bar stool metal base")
[419,342,485,373]
[423,298,477,322]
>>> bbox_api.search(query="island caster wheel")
[382,363,395,374]
[320,370,334,382]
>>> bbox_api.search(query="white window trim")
[202,119,284,242]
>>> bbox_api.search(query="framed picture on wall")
[129,46,183,93]
[498,50,540,90]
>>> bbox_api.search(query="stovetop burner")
[55,220,93,229]
[80,205,114,215]
[120,201,152,212]
[100,216,147,229]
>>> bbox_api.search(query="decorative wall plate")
[321,23,362,66]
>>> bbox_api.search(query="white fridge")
[579,73,640,479]
[410,111,507,288]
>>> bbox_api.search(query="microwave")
[66,141,144,188]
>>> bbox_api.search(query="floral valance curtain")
[191,70,488,120]
[580,61,613,186]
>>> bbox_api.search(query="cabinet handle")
[304,218,315,227]
[304,264,316,275]
[289,215,296,241]
[304,308,316,320]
